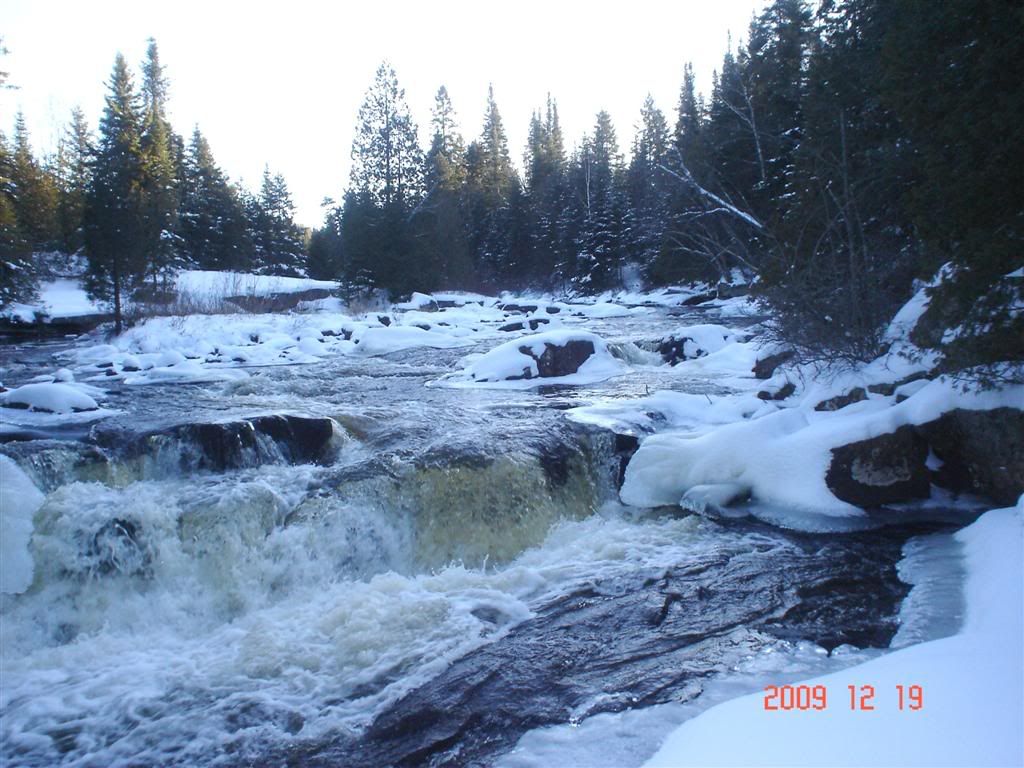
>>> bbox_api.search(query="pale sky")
[1,0,766,227]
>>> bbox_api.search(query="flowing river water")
[0,305,970,767]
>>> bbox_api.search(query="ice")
[0,382,99,413]
[643,498,1024,768]
[0,456,44,594]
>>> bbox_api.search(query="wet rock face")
[521,339,595,378]
[280,522,916,768]
[917,407,1024,505]
[96,414,341,473]
[826,426,931,507]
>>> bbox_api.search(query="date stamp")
[763,684,924,712]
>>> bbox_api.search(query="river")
[0,303,970,767]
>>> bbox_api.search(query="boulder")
[916,407,1024,505]
[815,387,867,412]
[527,339,595,378]
[826,426,930,507]
[753,350,795,379]
[756,381,796,401]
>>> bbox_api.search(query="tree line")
[2,0,1020,372]
[318,0,1021,370]
[1,39,306,330]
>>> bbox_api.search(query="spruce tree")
[84,53,149,332]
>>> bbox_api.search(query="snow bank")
[621,376,1024,515]
[440,329,626,389]
[0,382,99,413]
[175,270,337,299]
[0,455,44,594]
[644,498,1024,768]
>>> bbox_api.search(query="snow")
[575,302,631,318]
[644,498,1024,768]
[352,326,475,356]
[438,329,627,389]
[174,270,337,300]
[0,382,99,413]
[0,455,44,594]
[620,376,1024,515]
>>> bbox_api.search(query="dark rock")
[249,415,339,465]
[753,350,795,379]
[96,362,114,369]
[916,407,1024,505]
[826,426,930,507]
[614,433,640,486]
[716,282,747,299]
[544,307,561,315]
[413,324,432,331]
[815,387,867,412]
[526,339,595,378]
[682,291,717,306]
[377,315,392,327]
[227,288,333,313]
[105,414,341,473]
[122,364,140,372]
[528,318,550,331]
[499,322,525,333]
[499,303,539,314]
[756,381,796,401]
[867,372,929,397]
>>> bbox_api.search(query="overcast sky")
[2,0,766,227]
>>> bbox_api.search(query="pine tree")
[523,95,567,284]
[139,39,183,294]
[0,130,36,308]
[626,95,671,271]
[464,84,519,284]
[9,112,59,251]
[54,107,93,255]
[343,62,423,295]
[84,53,149,332]
[307,199,342,280]
[569,111,627,291]
[421,86,473,287]
[179,126,251,271]
[350,62,423,208]
[253,167,306,276]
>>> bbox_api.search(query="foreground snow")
[644,498,1024,768]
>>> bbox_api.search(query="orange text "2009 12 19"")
[763,684,924,711]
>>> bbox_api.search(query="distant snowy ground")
[644,498,1023,768]
[173,270,338,301]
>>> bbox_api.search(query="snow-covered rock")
[446,329,626,388]
[657,324,746,365]
[0,382,99,413]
